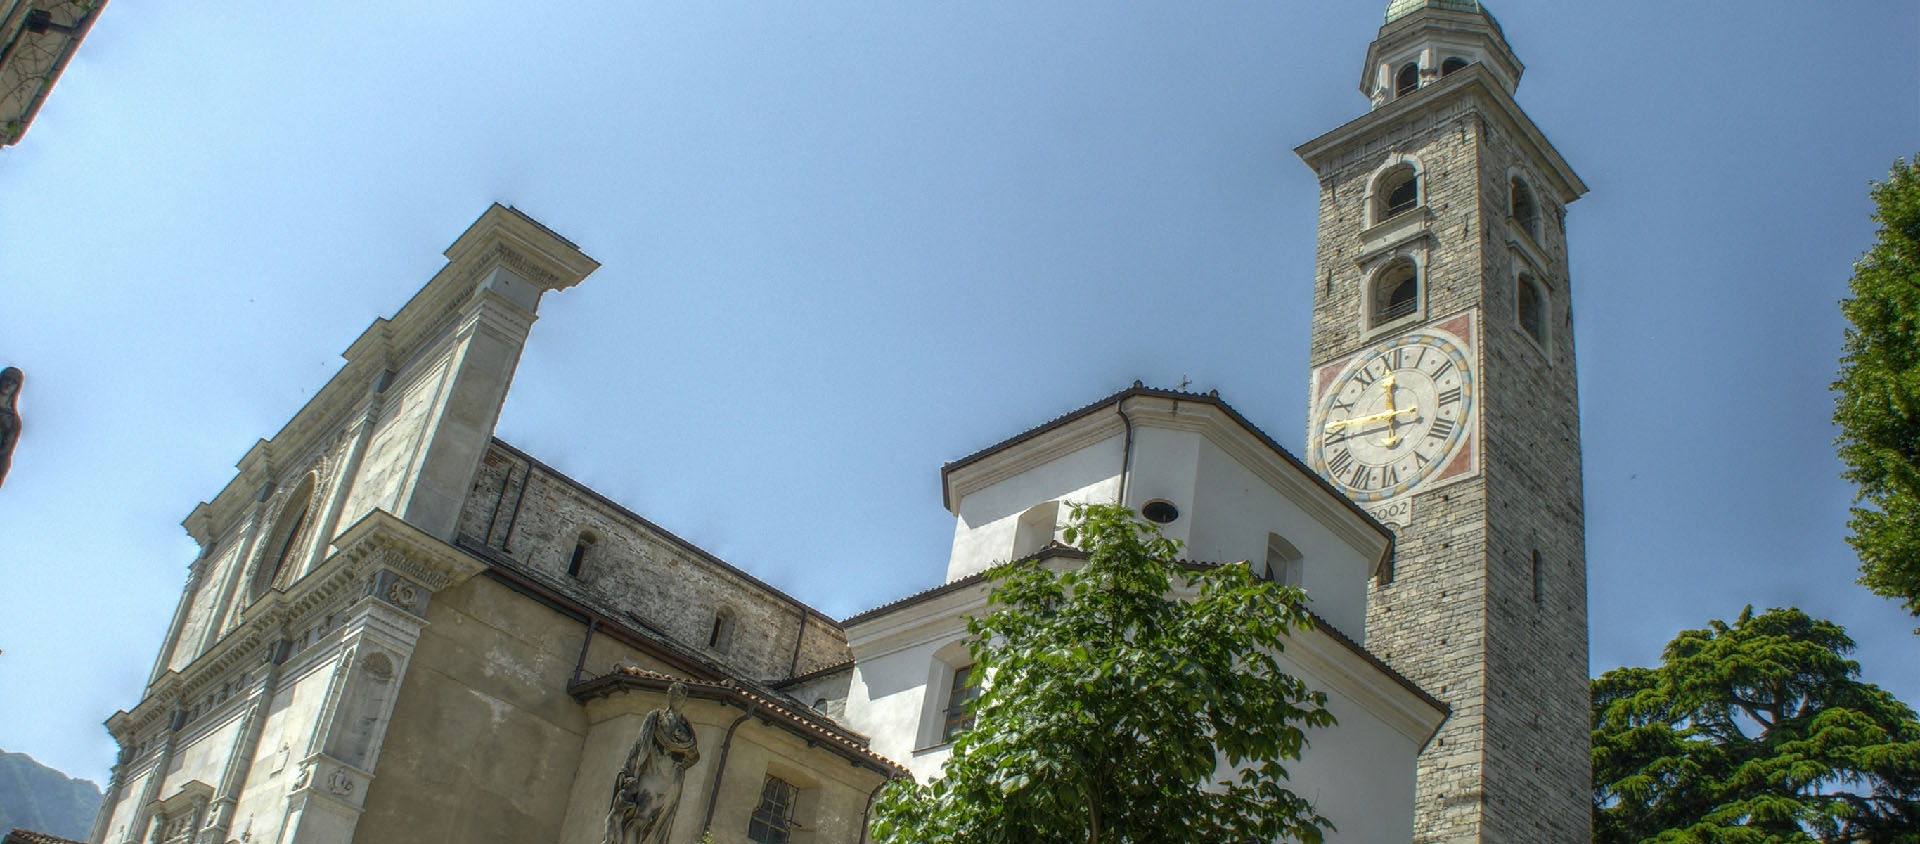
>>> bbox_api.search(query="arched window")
[566,531,596,578]
[1372,163,1422,225]
[1370,259,1420,327]
[1517,274,1546,345]
[922,639,978,747]
[250,475,315,603]
[1510,176,1539,240]
[1011,501,1060,560]
[1442,57,1469,76]
[708,607,736,652]
[1396,62,1420,97]
[1265,533,1304,589]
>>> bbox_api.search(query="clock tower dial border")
[1309,309,1481,513]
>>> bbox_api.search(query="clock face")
[1313,329,1475,502]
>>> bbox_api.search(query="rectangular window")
[747,776,798,844]
[943,664,980,742]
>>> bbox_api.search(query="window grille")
[1373,263,1419,326]
[1385,174,1418,218]
[747,776,799,844]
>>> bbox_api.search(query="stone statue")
[605,680,700,844]
[0,367,19,489]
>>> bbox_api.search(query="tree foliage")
[869,502,1334,844]
[1591,607,1920,844]
[1834,155,1920,621]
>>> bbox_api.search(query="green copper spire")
[1384,0,1483,24]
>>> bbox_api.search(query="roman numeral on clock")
[1438,386,1462,406]
[1427,416,1457,440]
[1327,450,1354,477]
[1349,464,1372,490]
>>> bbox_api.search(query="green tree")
[869,502,1334,844]
[1591,607,1920,844]
[1834,156,1920,621]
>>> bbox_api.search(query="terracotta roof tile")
[6,830,87,844]
[571,668,908,777]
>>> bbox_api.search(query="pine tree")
[1591,607,1920,843]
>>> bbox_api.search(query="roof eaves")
[570,668,908,777]
[936,384,1394,548]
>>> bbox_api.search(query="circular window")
[1141,500,1180,524]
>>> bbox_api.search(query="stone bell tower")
[1293,2,1591,842]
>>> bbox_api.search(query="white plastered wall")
[946,434,1123,581]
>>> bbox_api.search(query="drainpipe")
[571,620,598,687]
[859,776,897,844]
[698,703,758,834]
[1115,393,1137,507]
[785,607,808,678]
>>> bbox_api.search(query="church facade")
[89,3,1588,844]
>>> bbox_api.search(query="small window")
[708,607,736,652]
[566,532,595,578]
[1510,176,1539,240]
[1530,549,1545,604]
[1265,534,1304,589]
[1517,274,1546,345]
[1442,57,1469,76]
[943,664,980,742]
[1370,260,1420,327]
[1141,500,1180,524]
[746,776,799,844]
[1396,62,1420,97]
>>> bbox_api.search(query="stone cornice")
[119,511,483,738]
[1296,63,1587,205]
[943,414,1125,513]
[180,206,597,544]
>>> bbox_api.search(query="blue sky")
[1,0,1915,786]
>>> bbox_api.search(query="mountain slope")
[0,750,103,841]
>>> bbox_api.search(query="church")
[87,2,1589,843]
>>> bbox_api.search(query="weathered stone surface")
[456,443,852,684]
[1301,36,1590,844]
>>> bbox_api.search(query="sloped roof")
[569,667,908,777]
[5,830,86,844]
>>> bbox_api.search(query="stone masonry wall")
[456,442,851,684]
[1309,97,1496,844]
[1473,111,1592,844]
[1306,86,1588,843]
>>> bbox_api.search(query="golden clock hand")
[1380,372,1404,448]
[1323,402,1420,433]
